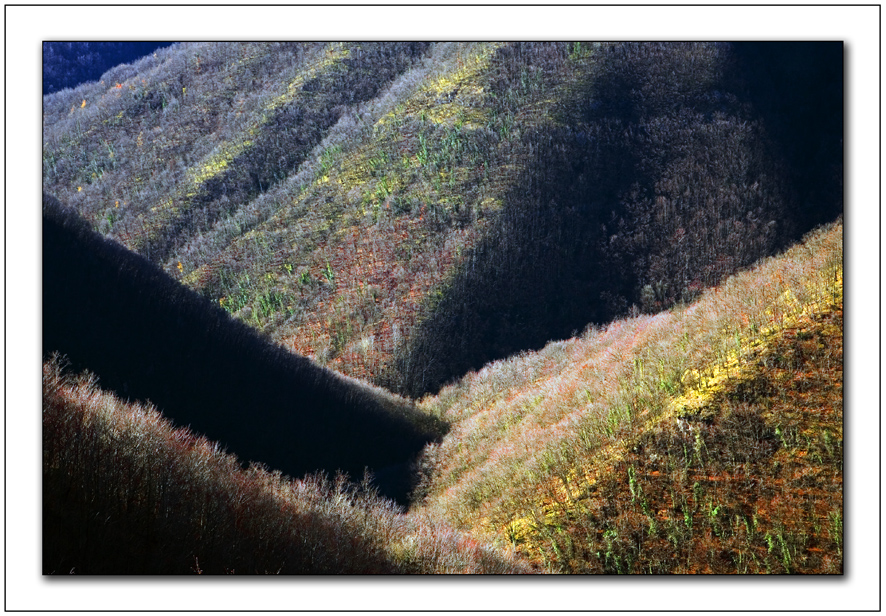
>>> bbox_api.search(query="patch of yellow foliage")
[500,260,843,554]
[377,43,502,129]
[672,267,843,420]
[135,44,352,254]
[266,43,350,113]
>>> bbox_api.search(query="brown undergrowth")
[42,42,842,573]
[44,43,841,399]
[43,360,533,574]
[515,303,842,573]
[414,221,842,574]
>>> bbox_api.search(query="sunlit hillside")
[42,219,842,574]
[42,41,842,575]
[43,42,842,398]
[413,221,842,573]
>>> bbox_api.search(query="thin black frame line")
[878,3,883,614]
[27,23,866,614]
[10,3,886,6]
[8,608,884,613]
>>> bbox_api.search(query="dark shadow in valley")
[390,121,642,399]
[391,42,843,399]
[43,193,443,506]
[729,42,843,230]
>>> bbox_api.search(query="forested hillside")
[43,193,443,504]
[42,41,842,575]
[43,42,841,397]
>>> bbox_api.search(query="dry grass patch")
[43,358,534,574]
[415,221,841,574]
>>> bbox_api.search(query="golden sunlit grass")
[385,42,503,129]
[513,301,843,573]
[42,219,842,574]
[42,42,843,573]
[414,221,842,572]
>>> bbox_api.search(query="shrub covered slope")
[43,193,443,505]
[413,222,842,573]
[43,360,531,574]
[41,219,842,574]
[42,41,842,575]
[43,42,842,397]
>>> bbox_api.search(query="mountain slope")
[43,193,442,504]
[41,42,843,574]
[43,42,843,397]
[411,221,842,573]
[43,359,532,574]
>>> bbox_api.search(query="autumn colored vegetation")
[412,221,842,573]
[42,42,841,395]
[43,41,842,574]
[43,359,531,574]
[43,193,443,505]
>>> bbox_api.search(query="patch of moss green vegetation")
[166,42,606,379]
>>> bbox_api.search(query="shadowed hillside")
[41,42,843,575]
[389,42,843,397]
[412,221,842,573]
[43,360,531,574]
[43,42,842,400]
[43,193,443,504]
[731,42,843,229]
